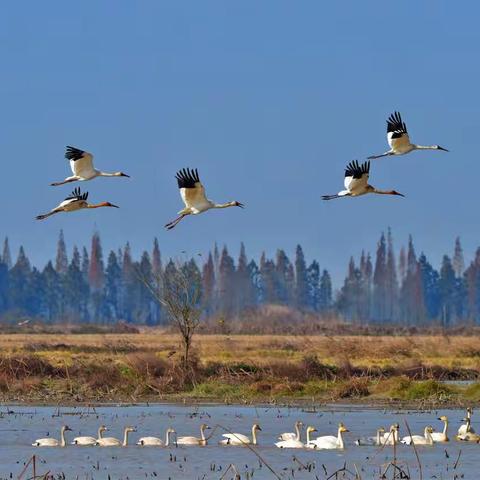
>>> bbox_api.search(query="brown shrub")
[124,353,168,378]
[0,354,57,379]
[334,378,370,398]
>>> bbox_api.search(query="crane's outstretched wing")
[344,160,369,193]
[65,146,95,177]
[386,112,410,150]
[64,187,89,203]
[175,168,208,208]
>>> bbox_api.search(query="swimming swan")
[219,424,261,446]
[275,425,316,448]
[33,425,72,447]
[137,427,176,446]
[431,416,449,442]
[307,423,349,450]
[381,424,399,445]
[176,424,210,446]
[278,421,303,441]
[72,425,107,446]
[458,408,475,437]
[96,426,136,446]
[401,426,434,446]
[355,427,385,446]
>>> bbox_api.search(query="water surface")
[0,404,476,479]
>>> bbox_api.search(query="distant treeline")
[0,229,477,326]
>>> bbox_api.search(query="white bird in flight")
[51,146,130,186]
[165,168,244,230]
[368,111,448,159]
[322,160,404,200]
[36,187,119,220]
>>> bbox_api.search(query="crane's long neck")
[337,428,344,449]
[123,429,130,447]
[213,201,236,209]
[412,144,438,151]
[372,188,398,196]
[98,171,119,177]
[87,202,110,209]
[60,427,66,447]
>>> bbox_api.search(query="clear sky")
[1,1,478,284]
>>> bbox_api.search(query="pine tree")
[385,228,399,321]
[400,236,426,324]
[398,246,406,283]
[439,255,456,327]
[319,269,332,311]
[64,246,89,322]
[8,247,31,313]
[2,237,12,269]
[0,260,8,313]
[218,246,236,313]
[236,243,255,310]
[138,251,155,324]
[418,253,440,321]
[89,232,105,320]
[120,242,135,322]
[307,261,320,311]
[294,245,309,309]
[151,238,163,323]
[55,230,68,274]
[372,232,387,321]
[275,249,291,305]
[248,259,261,306]
[104,251,121,322]
[202,252,216,316]
[41,262,61,322]
[81,247,90,282]
[453,237,465,278]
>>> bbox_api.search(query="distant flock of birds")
[36,112,448,227]
[33,408,477,449]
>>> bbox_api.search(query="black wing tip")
[175,167,200,188]
[65,146,85,160]
[345,159,369,178]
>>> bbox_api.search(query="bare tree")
[141,260,202,372]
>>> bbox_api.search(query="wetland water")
[0,404,477,479]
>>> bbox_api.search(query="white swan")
[381,424,399,445]
[176,424,210,446]
[72,425,107,446]
[33,425,72,447]
[96,426,136,447]
[431,416,449,443]
[355,427,385,446]
[458,408,475,436]
[137,427,176,446]
[307,423,349,450]
[275,425,316,448]
[401,426,434,446]
[278,421,303,441]
[219,424,261,446]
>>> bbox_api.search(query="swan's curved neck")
[425,428,433,444]
[252,426,258,445]
[60,427,66,447]
[306,429,312,444]
[122,429,130,447]
[443,419,448,435]
[376,430,382,445]
[165,430,172,446]
[200,426,206,441]
[295,424,301,442]
[337,429,344,448]
[98,427,104,439]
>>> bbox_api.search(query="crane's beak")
[121,173,130,177]
[107,202,120,208]
[236,202,245,208]
[437,146,449,152]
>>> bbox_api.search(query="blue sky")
[1,1,478,283]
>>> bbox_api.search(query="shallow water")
[0,404,477,479]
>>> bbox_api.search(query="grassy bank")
[0,333,479,405]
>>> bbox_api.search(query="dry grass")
[0,332,479,404]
